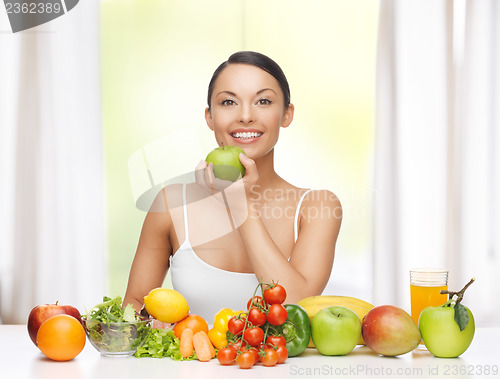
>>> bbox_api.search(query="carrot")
[179,328,194,358]
[192,331,216,362]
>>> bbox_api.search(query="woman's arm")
[123,188,174,312]
[234,154,341,303]
[196,156,342,303]
[239,189,342,304]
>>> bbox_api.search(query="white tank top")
[169,184,312,321]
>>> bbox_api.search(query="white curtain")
[0,1,105,324]
[374,0,500,326]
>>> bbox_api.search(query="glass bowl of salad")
[82,296,152,357]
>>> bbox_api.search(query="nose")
[239,103,254,124]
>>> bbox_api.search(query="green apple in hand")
[311,306,361,356]
[205,145,246,182]
[419,278,476,358]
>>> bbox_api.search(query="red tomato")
[243,326,265,346]
[247,296,265,310]
[244,346,260,362]
[263,284,287,304]
[217,347,237,365]
[227,340,244,352]
[228,316,245,335]
[256,342,271,351]
[266,335,287,348]
[267,304,288,326]
[236,351,255,369]
[229,340,255,356]
[276,345,288,363]
[247,307,266,327]
[260,348,279,367]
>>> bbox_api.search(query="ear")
[205,107,214,131]
[281,103,294,128]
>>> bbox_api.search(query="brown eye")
[221,99,236,106]
[258,98,271,105]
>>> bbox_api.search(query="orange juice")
[410,284,448,325]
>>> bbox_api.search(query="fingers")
[238,153,258,184]
[195,160,207,170]
[239,153,255,172]
[195,160,207,184]
[205,162,215,194]
[152,319,172,329]
[206,165,234,192]
[195,160,216,195]
[196,157,250,194]
[238,152,251,166]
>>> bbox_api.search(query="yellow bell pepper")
[207,308,245,349]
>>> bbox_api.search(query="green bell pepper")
[282,304,311,357]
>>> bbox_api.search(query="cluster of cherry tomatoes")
[217,282,289,369]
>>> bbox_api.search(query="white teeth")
[232,132,263,139]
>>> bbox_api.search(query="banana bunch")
[297,295,375,346]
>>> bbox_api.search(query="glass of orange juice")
[410,268,448,327]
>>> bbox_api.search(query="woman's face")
[205,64,294,160]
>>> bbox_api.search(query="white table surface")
[1,325,499,379]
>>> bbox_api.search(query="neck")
[252,149,282,190]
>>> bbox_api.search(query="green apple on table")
[311,306,361,356]
[205,145,246,182]
[419,278,476,358]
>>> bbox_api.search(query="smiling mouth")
[231,131,263,139]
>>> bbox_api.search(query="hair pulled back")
[207,51,291,109]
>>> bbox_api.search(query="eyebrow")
[257,88,276,95]
[215,88,277,97]
[216,90,237,97]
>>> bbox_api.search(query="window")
[101,0,379,302]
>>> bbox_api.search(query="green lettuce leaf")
[122,304,138,322]
[83,296,143,323]
[134,328,197,360]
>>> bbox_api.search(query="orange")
[36,314,86,361]
[173,314,209,340]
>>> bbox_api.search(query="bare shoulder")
[304,189,341,206]
[300,189,342,225]
[148,183,183,213]
[142,184,186,236]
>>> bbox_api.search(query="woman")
[123,51,342,321]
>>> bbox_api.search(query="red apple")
[27,302,81,346]
[361,305,421,356]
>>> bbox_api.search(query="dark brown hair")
[207,51,291,110]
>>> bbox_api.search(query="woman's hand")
[193,154,260,227]
[238,153,259,190]
[194,160,234,194]
[151,319,172,329]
